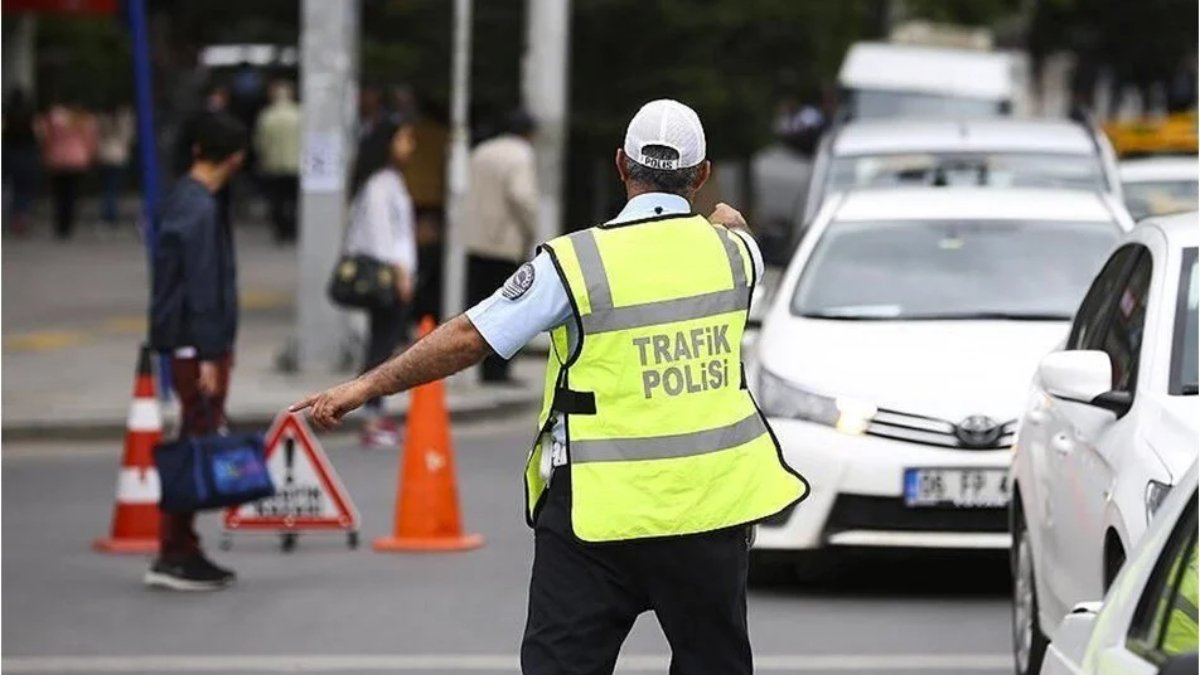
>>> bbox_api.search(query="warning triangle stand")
[222,412,361,552]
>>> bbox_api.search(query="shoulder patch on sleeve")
[501,262,536,300]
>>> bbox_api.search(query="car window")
[789,219,1118,320]
[1096,252,1153,393]
[847,89,1003,119]
[829,153,1106,193]
[1129,495,1198,664]
[1123,180,1200,220]
[1160,541,1198,657]
[1169,248,1198,396]
[1068,245,1143,350]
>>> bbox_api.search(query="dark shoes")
[144,554,236,591]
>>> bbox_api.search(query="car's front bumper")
[755,418,1013,551]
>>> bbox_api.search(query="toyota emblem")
[955,415,1002,448]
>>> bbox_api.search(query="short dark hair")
[504,109,536,136]
[193,112,247,163]
[622,145,702,196]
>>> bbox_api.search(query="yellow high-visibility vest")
[524,214,809,542]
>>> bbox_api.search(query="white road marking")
[2,653,1011,672]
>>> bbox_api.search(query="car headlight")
[1146,480,1172,524]
[757,369,877,434]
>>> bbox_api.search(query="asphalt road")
[2,414,1014,674]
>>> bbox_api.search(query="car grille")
[866,408,1016,450]
[826,495,1008,534]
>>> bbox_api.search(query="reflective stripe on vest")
[525,215,809,542]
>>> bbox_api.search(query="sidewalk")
[2,216,543,439]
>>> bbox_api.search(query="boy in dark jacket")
[147,112,247,591]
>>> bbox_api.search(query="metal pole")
[127,0,171,397]
[523,0,571,244]
[296,0,359,371]
[441,0,474,321]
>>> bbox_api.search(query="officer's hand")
[290,379,373,431]
[708,202,749,231]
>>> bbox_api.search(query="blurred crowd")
[2,88,135,239]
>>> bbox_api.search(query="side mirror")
[1038,351,1132,417]
[747,272,779,329]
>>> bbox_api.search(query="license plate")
[904,468,1010,508]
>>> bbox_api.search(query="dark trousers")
[99,163,125,225]
[467,254,519,382]
[362,303,410,412]
[49,170,82,239]
[159,354,232,562]
[264,173,298,242]
[521,472,753,675]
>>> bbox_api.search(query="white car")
[749,187,1131,571]
[1010,212,1199,675]
[1119,157,1199,220]
[800,117,1122,225]
[1040,461,1197,675]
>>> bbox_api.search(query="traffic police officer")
[294,99,809,674]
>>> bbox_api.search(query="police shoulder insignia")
[501,263,536,300]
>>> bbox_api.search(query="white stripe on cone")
[126,398,162,433]
[116,467,161,504]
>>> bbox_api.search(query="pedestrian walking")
[2,88,39,237]
[147,112,248,591]
[254,81,301,243]
[343,116,420,450]
[464,110,540,384]
[96,103,135,228]
[37,99,97,240]
[293,99,809,674]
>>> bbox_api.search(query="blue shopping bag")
[155,431,274,513]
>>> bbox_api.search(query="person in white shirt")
[344,116,419,449]
[463,110,539,384]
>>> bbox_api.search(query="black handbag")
[327,254,397,310]
[155,429,274,513]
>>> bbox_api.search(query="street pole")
[441,0,474,322]
[523,0,571,243]
[126,0,171,397]
[296,0,359,372]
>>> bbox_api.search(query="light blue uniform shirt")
[465,193,763,479]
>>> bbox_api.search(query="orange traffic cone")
[93,344,162,554]
[374,317,484,552]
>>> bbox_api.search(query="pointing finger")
[290,393,320,413]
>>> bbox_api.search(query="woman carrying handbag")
[336,115,420,450]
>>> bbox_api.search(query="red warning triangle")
[223,412,359,531]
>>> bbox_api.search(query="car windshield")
[848,89,1004,118]
[1172,247,1198,395]
[791,219,1119,320]
[829,153,1106,193]
[1123,180,1199,220]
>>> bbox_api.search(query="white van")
[838,41,1024,119]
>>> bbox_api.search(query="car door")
[1054,246,1154,610]
[1035,244,1141,619]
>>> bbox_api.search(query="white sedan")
[1011,212,1199,675]
[1040,461,1197,675]
[750,187,1130,570]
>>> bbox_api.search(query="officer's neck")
[624,183,693,204]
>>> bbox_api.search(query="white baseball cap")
[623,99,707,170]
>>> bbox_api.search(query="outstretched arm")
[291,314,493,430]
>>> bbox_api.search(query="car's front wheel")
[1013,511,1048,675]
